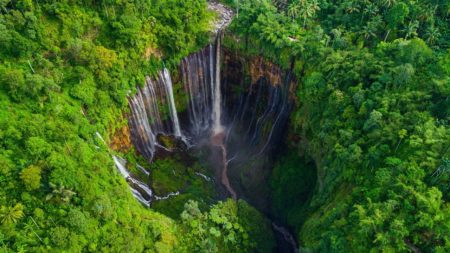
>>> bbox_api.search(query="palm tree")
[331,28,342,47]
[343,1,360,14]
[46,183,76,203]
[0,203,24,225]
[362,24,376,39]
[403,20,419,39]
[418,5,438,22]
[362,16,383,39]
[361,3,379,23]
[234,0,240,17]
[425,26,440,44]
[300,0,320,27]
[382,0,397,8]
[24,219,44,243]
[363,3,379,16]
[288,0,320,27]
[272,0,289,10]
[287,2,300,20]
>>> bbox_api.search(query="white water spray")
[161,68,182,137]
[128,68,184,161]
[212,33,224,135]
[112,156,152,206]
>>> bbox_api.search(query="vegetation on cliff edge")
[223,0,449,251]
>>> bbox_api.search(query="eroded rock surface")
[208,1,233,32]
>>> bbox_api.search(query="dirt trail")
[212,132,237,200]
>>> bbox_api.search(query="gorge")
[115,5,300,250]
[0,0,448,252]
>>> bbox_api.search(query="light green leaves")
[0,203,24,225]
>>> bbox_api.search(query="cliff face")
[220,48,298,212]
[123,43,298,212]
[222,51,284,85]
[222,49,297,96]
[249,56,283,85]
[222,49,285,87]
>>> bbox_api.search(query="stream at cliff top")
[112,2,299,252]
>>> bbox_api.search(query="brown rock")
[110,125,132,152]
[249,56,282,86]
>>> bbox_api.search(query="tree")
[0,66,26,101]
[20,165,42,191]
[50,226,70,248]
[363,3,379,20]
[179,200,275,252]
[385,2,409,41]
[45,183,76,203]
[343,1,360,14]
[362,16,383,40]
[394,129,407,152]
[382,0,396,8]
[287,1,300,20]
[66,208,88,233]
[403,20,419,39]
[0,203,24,225]
[392,63,415,87]
[26,137,52,161]
[424,26,440,45]
[287,0,320,27]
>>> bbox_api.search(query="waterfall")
[120,3,299,249]
[181,46,215,136]
[112,155,182,206]
[195,172,212,181]
[155,191,180,200]
[128,88,156,161]
[124,23,294,207]
[128,68,183,161]
[212,32,224,134]
[125,44,223,205]
[126,38,294,201]
[223,73,293,160]
[180,34,225,138]
[160,68,182,137]
[113,156,152,206]
[137,163,150,176]
[121,1,242,207]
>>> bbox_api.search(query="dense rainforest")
[222,0,449,251]
[0,0,448,253]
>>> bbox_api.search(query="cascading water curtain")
[180,44,216,137]
[124,35,296,206]
[128,69,183,162]
[223,64,296,160]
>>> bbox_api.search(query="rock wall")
[222,48,297,97]
[220,47,297,212]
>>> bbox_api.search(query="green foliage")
[0,0,213,252]
[178,199,275,252]
[294,41,449,251]
[225,0,449,252]
[0,204,24,225]
[20,165,41,191]
[270,152,316,229]
[386,3,409,29]
[287,0,320,27]
[148,156,217,219]
[0,0,447,252]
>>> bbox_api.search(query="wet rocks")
[208,1,234,33]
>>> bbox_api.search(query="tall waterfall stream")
[112,2,299,252]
